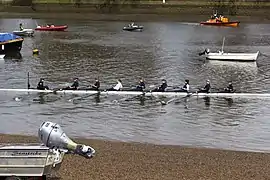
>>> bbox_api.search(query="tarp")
[0,33,21,42]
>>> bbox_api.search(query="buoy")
[33,49,39,55]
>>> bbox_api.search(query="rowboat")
[123,23,143,31]
[199,37,259,61]
[200,11,240,27]
[0,33,23,56]
[35,25,68,31]
[0,88,270,98]
[13,29,34,37]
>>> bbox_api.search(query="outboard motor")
[38,121,95,159]
[199,48,210,56]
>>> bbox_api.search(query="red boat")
[35,25,68,31]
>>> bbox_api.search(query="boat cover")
[0,33,21,42]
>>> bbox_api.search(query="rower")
[152,79,167,92]
[181,79,190,92]
[107,79,123,91]
[87,78,100,90]
[136,78,145,91]
[37,78,49,90]
[19,23,23,31]
[173,79,190,92]
[223,82,234,93]
[197,80,211,93]
[62,78,79,90]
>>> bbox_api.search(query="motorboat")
[35,25,68,31]
[123,22,143,31]
[0,33,23,58]
[200,11,240,27]
[199,37,259,61]
[0,121,95,179]
[13,28,34,37]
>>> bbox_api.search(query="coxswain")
[152,79,167,92]
[19,23,23,31]
[223,82,234,93]
[107,79,123,91]
[62,78,79,90]
[135,78,145,91]
[37,78,49,90]
[88,78,100,90]
[197,80,211,93]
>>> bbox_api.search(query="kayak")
[35,25,68,31]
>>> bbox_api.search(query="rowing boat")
[0,89,269,98]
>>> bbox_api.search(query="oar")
[68,91,100,102]
[27,72,30,89]
[160,92,194,105]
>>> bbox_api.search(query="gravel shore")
[1,134,270,180]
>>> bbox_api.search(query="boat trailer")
[0,121,96,180]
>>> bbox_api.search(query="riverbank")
[1,134,270,180]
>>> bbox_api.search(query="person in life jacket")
[37,78,49,90]
[107,79,123,91]
[197,80,211,93]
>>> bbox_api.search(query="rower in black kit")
[87,78,100,90]
[151,79,167,92]
[196,80,211,93]
[130,78,146,91]
[222,82,235,93]
[62,78,79,90]
[37,78,49,90]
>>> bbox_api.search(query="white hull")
[0,55,4,59]
[206,51,259,61]
[0,89,270,98]
[13,29,34,37]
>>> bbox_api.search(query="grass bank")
[1,0,270,16]
[1,134,270,180]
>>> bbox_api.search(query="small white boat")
[199,37,259,61]
[0,54,4,59]
[206,51,259,61]
[123,22,143,31]
[13,28,34,37]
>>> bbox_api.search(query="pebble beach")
[1,134,270,180]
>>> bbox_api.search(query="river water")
[0,18,270,152]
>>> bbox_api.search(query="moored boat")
[123,22,143,31]
[200,11,240,27]
[199,37,259,61]
[35,25,68,31]
[13,28,34,37]
[0,33,23,56]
